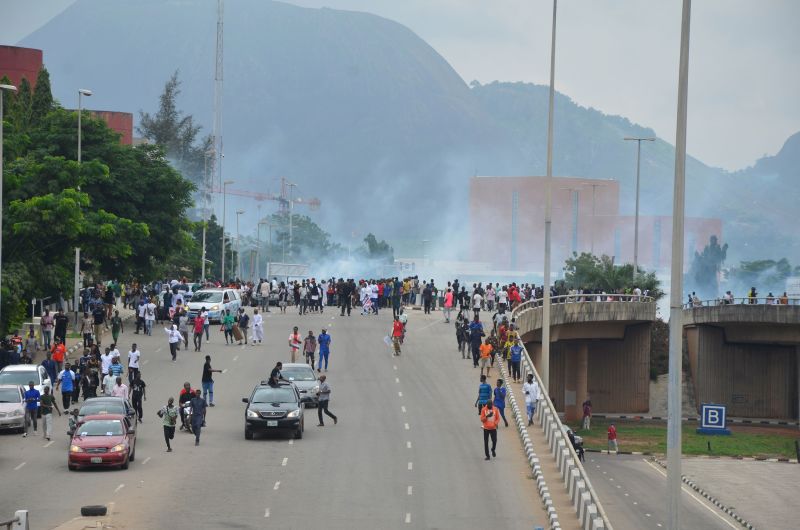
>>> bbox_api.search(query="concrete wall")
[517,300,656,341]
[0,45,43,89]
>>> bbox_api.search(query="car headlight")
[210,305,219,311]
[286,409,301,418]
[11,409,23,417]
[69,445,84,453]
[246,409,260,418]
[110,444,126,453]
[312,386,319,394]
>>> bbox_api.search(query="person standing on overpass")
[475,374,492,416]
[480,399,500,460]
[522,373,539,426]
[493,379,508,428]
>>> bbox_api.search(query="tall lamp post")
[624,136,655,279]
[258,219,272,279]
[287,182,296,261]
[75,89,92,324]
[77,89,92,164]
[0,83,18,330]
[221,179,234,282]
[235,209,244,280]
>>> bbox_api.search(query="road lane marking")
[646,513,651,517]
[282,457,288,466]
[407,486,412,495]
[273,481,280,490]
[395,377,400,383]
[406,441,412,449]
[288,439,294,445]
[14,462,25,471]
[155,348,161,353]
[398,391,403,397]
[401,406,406,413]
[233,356,239,362]
[114,484,125,493]
[222,369,228,374]
[143,457,151,465]
[393,365,397,370]
[43,440,54,448]
[408,462,413,470]
[264,508,270,518]
[405,513,411,524]
[404,423,410,430]
[642,459,738,529]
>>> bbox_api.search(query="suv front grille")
[259,411,286,419]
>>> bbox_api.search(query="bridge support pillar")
[564,342,589,422]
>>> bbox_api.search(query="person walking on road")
[202,355,222,407]
[522,373,540,426]
[130,372,146,422]
[222,309,235,345]
[582,399,592,430]
[165,324,182,362]
[391,316,404,356]
[237,308,250,345]
[159,397,178,452]
[193,311,205,351]
[127,344,141,385]
[111,376,129,398]
[475,374,492,416]
[316,374,338,426]
[288,327,302,363]
[190,389,207,445]
[56,362,77,409]
[509,340,523,383]
[110,310,124,345]
[480,400,500,460]
[22,381,40,437]
[493,379,509,427]
[317,329,331,372]
[251,309,264,345]
[479,339,493,377]
[607,423,618,455]
[303,331,317,368]
[39,385,61,441]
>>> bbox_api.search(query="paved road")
[584,453,740,530]
[0,306,546,529]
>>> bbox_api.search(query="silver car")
[0,364,52,397]
[0,384,26,432]
[280,364,320,407]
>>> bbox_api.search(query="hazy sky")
[3,0,799,170]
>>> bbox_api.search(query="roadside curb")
[651,456,758,530]
[584,448,797,464]
[592,414,798,427]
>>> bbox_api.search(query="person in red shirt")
[51,339,67,372]
[480,401,500,460]
[391,316,404,356]
[193,314,205,352]
[607,423,618,454]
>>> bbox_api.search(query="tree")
[687,235,728,298]
[270,213,342,262]
[728,258,797,295]
[190,215,236,280]
[360,233,394,262]
[30,67,54,125]
[562,252,663,299]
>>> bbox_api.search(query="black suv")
[242,381,305,440]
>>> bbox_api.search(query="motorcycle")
[567,429,585,462]
[180,401,193,433]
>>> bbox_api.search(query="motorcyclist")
[567,428,585,462]
[178,382,195,430]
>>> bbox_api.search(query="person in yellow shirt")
[479,340,493,377]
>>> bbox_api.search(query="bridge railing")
[514,293,655,316]
[683,297,800,309]
[511,304,614,530]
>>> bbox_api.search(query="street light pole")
[75,89,92,325]
[77,89,92,164]
[221,179,234,282]
[0,83,19,331]
[624,136,656,279]
[287,182,296,261]
[541,0,557,391]
[667,1,692,528]
[236,209,244,280]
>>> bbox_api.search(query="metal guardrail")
[683,297,800,309]
[0,510,29,530]
[515,294,655,316]
[512,303,614,530]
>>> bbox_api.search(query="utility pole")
[212,0,224,188]
[586,182,608,255]
[624,137,656,279]
[288,182,296,261]
[667,1,692,528]
[541,0,558,390]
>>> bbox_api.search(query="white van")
[187,288,241,323]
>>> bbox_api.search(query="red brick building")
[470,176,722,272]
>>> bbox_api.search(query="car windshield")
[252,387,296,403]
[77,420,124,436]
[0,388,21,403]
[0,371,37,386]
[192,291,223,303]
[282,368,316,382]
[80,403,125,416]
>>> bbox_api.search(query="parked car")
[187,288,242,323]
[68,414,136,470]
[280,363,320,407]
[242,381,305,440]
[0,384,26,433]
[76,397,137,434]
[0,364,52,397]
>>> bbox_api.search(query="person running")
[22,381,40,437]
[480,399,500,460]
[128,371,146,421]
[110,310,124,345]
[202,355,222,407]
[317,328,331,372]
[39,385,61,441]
[165,324,182,361]
[522,373,540,426]
[443,288,454,323]
[190,389,207,446]
[475,374,492,416]
[51,338,66,372]
[251,308,264,345]
[493,379,509,428]
[468,317,485,368]
[303,331,317,368]
[159,397,178,452]
[391,316,404,356]
[315,374,338,426]
[288,327,302,363]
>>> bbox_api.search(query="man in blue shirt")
[22,381,40,437]
[56,362,76,409]
[474,374,492,416]
[317,329,332,373]
[41,352,57,387]
[469,317,485,368]
[493,379,509,427]
[509,341,523,383]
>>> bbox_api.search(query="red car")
[68,414,136,471]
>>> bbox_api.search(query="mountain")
[16,0,796,263]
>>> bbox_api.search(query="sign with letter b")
[697,403,730,435]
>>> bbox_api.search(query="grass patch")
[569,419,798,460]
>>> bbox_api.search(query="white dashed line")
[155,348,161,353]
[114,484,125,494]
[407,486,413,495]
[624,493,629,497]
[633,502,638,505]
[646,513,651,517]
[264,508,270,518]
[404,423,410,430]
[398,391,403,397]
[233,356,239,362]
[14,462,25,471]
[288,439,294,445]
[273,481,280,490]
[395,377,400,383]
[282,457,288,467]
[609,477,614,481]
[222,369,228,374]
[393,365,397,370]
[657,524,663,528]
[616,485,621,489]
[406,441,412,449]
[405,513,411,524]
[143,457,151,465]
[43,440,54,448]
[408,462,413,471]
[401,406,406,413]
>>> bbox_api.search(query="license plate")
[90,457,103,463]
[267,420,278,427]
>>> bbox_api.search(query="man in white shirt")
[633,286,642,301]
[522,373,540,426]
[252,309,264,345]
[259,281,271,312]
[110,344,121,359]
[100,349,114,377]
[128,344,141,384]
[498,288,509,312]
[102,373,116,396]
[472,292,483,318]
[111,377,129,398]
[145,298,157,335]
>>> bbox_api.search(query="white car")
[0,384,26,432]
[0,364,52,396]
[187,288,242,323]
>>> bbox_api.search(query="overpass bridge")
[513,295,657,421]
[683,298,800,419]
